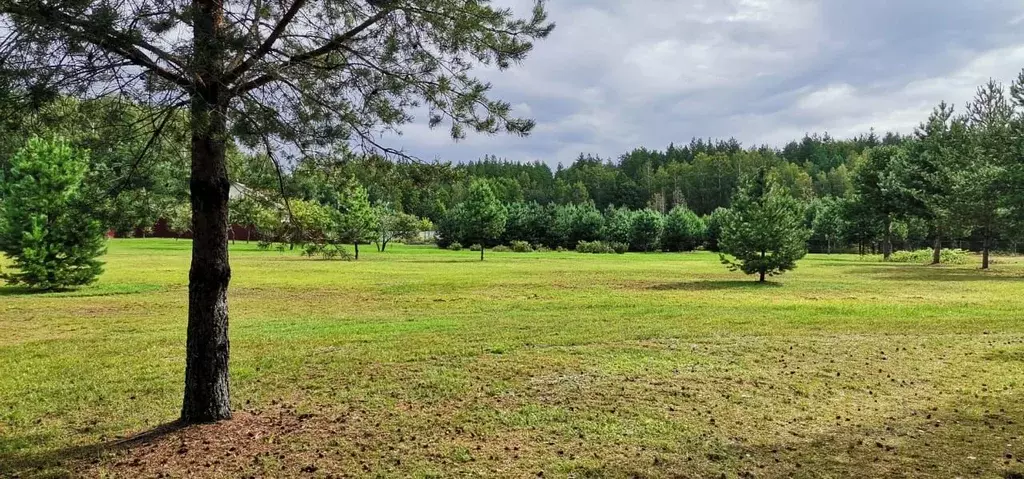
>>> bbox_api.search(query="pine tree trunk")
[355,241,360,260]
[182,0,231,425]
[982,234,990,270]
[759,250,766,283]
[932,233,941,265]
[882,218,893,261]
[480,246,485,261]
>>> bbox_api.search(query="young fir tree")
[333,178,375,260]
[719,169,809,283]
[0,137,106,289]
[461,179,507,260]
[662,205,706,252]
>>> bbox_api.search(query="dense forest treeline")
[2,76,1023,260]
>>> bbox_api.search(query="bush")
[535,245,552,253]
[555,246,568,253]
[889,248,969,264]
[576,240,627,254]
[492,245,511,253]
[469,243,483,251]
[303,242,354,261]
[610,242,628,254]
[509,240,534,253]
[448,242,463,251]
[302,242,322,258]
[0,137,106,289]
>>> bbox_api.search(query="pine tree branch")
[224,0,309,85]
[1,4,192,90]
[232,8,391,95]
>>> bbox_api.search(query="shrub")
[576,240,606,254]
[576,240,626,254]
[610,242,628,254]
[0,137,106,289]
[535,245,552,253]
[889,249,969,264]
[492,245,511,253]
[448,242,463,251]
[257,240,273,250]
[469,243,483,252]
[303,242,353,260]
[555,246,568,253]
[509,240,534,253]
[302,242,322,258]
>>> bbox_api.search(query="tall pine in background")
[719,169,808,282]
[0,137,106,289]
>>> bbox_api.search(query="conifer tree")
[0,0,552,422]
[461,179,507,260]
[662,205,706,252]
[0,137,106,289]
[333,178,375,260]
[719,169,809,282]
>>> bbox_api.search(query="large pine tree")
[0,0,552,423]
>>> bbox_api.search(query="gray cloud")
[381,0,1024,166]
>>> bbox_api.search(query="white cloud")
[380,0,1024,164]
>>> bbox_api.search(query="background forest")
[3,76,1023,262]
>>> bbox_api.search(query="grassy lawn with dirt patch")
[2,239,1024,478]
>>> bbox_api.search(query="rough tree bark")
[182,0,232,423]
[932,232,941,265]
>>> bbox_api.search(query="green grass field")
[2,239,1024,478]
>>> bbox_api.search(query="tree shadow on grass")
[0,284,161,298]
[645,280,783,291]
[847,266,1024,282]
[0,286,73,296]
[0,421,186,477]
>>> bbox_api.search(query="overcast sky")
[383,0,1024,166]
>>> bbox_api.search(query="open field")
[2,240,1024,478]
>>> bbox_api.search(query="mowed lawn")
[2,240,1024,478]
